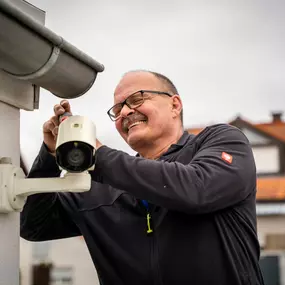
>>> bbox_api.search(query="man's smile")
[128,120,147,131]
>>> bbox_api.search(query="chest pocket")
[77,181,142,227]
[78,181,125,212]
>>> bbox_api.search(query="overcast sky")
[20,0,285,169]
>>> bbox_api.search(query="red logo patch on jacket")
[221,152,233,164]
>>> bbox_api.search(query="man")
[21,70,264,285]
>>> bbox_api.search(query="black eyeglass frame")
[107,90,173,121]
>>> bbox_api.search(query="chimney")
[271,111,283,123]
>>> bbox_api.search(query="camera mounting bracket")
[0,160,91,213]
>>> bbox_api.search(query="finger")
[52,126,59,137]
[60,100,72,114]
[43,119,55,133]
[50,115,59,127]
[53,104,66,116]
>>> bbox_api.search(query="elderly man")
[20,70,264,285]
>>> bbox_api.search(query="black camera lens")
[56,141,95,172]
[66,148,85,167]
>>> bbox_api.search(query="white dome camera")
[55,114,96,173]
[0,113,95,213]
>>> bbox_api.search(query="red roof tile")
[186,117,285,142]
[254,122,285,142]
[257,176,285,201]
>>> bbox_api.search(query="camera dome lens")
[56,141,95,172]
[66,148,85,167]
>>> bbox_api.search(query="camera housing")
[55,115,96,173]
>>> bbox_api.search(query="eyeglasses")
[107,90,173,121]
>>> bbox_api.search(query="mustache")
[122,113,147,132]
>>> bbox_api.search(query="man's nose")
[120,104,134,118]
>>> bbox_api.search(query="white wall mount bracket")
[0,157,91,213]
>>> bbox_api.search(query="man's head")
[108,70,183,152]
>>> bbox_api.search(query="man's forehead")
[114,71,162,98]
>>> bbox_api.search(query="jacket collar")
[171,130,191,147]
[135,131,193,159]
[161,131,193,157]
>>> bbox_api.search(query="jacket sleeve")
[94,125,256,214]
[20,143,81,241]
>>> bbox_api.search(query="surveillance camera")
[55,115,96,173]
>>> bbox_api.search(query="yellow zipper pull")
[146,213,153,234]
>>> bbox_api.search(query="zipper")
[150,233,164,285]
[149,223,163,285]
[141,200,153,235]
[141,200,163,284]
[146,212,153,234]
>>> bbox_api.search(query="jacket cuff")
[27,143,61,178]
[40,142,56,159]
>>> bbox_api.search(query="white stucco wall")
[20,237,99,285]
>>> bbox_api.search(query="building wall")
[239,127,281,174]
[20,238,33,285]
[252,145,280,174]
[20,237,99,285]
[257,215,285,248]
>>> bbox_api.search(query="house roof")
[186,114,285,142]
[257,176,285,201]
[253,122,285,143]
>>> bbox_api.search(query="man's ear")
[171,95,183,118]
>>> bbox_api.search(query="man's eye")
[129,95,143,105]
[112,106,122,117]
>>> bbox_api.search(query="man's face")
[113,72,181,150]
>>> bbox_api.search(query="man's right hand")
[43,100,72,155]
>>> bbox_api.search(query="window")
[50,267,73,285]
[265,234,285,250]
[32,241,51,262]
[259,255,281,285]
[32,264,52,285]
[251,145,280,174]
